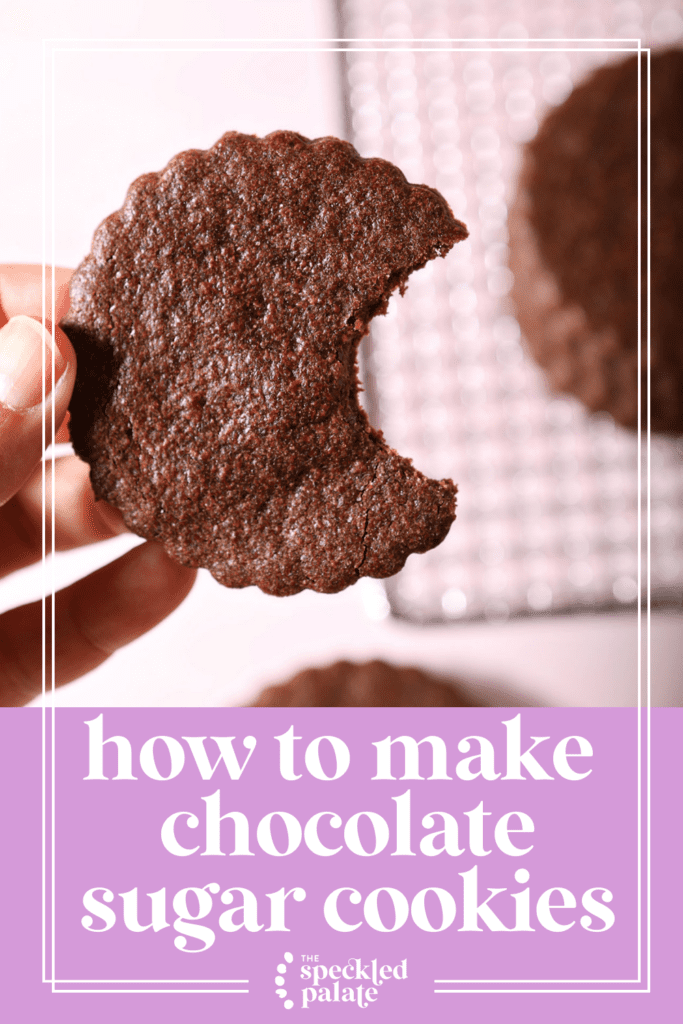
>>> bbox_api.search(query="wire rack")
[337,0,683,625]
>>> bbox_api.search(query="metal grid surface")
[337,0,683,624]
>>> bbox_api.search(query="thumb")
[0,315,77,506]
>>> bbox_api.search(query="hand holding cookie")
[0,264,197,706]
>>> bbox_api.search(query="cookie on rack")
[509,50,683,432]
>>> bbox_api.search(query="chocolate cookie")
[64,131,467,595]
[509,50,683,432]
[249,659,477,706]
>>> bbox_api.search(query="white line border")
[55,978,249,983]
[40,33,650,998]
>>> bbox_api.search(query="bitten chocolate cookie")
[249,659,477,707]
[64,131,467,596]
[509,50,683,432]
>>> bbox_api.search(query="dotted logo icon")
[275,950,294,1010]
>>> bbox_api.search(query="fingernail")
[0,315,67,411]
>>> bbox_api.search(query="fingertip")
[55,411,71,444]
[126,540,198,603]
[54,267,73,322]
[0,264,74,323]
[111,539,199,612]
[0,317,77,505]
[53,321,76,368]
[67,540,197,659]
[4,542,199,694]
[94,499,130,537]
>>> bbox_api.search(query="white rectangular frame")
[39,33,651,998]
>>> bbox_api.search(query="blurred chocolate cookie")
[509,50,683,432]
[250,659,477,706]
[64,131,466,596]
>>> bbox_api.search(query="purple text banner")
[1,707,679,1022]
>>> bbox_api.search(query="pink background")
[1,0,681,709]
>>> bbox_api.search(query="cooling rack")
[337,0,683,623]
